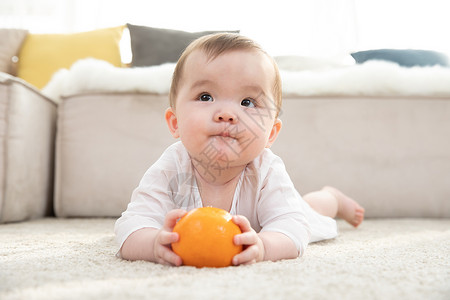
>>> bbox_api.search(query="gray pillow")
[127,24,239,67]
[0,28,28,75]
[351,49,449,67]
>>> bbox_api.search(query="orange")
[172,207,243,268]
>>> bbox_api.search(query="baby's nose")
[214,111,237,123]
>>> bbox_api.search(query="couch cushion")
[127,24,239,67]
[0,74,56,223]
[272,96,450,218]
[54,93,175,217]
[351,49,449,67]
[55,92,450,218]
[17,26,125,89]
[0,28,28,76]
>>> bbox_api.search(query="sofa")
[0,25,449,299]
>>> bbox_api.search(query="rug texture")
[0,218,449,300]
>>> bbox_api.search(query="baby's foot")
[322,186,365,227]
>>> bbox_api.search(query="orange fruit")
[172,207,243,268]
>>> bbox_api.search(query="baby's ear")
[165,107,180,138]
[266,118,282,148]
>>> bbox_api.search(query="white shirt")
[115,141,337,256]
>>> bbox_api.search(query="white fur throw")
[42,59,175,102]
[42,58,450,103]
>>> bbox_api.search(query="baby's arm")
[232,215,298,265]
[120,209,187,266]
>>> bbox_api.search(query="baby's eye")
[199,93,213,102]
[241,98,256,108]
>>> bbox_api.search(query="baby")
[115,33,364,266]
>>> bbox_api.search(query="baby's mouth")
[213,131,237,144]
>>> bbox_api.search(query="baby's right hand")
[153,209,186,266]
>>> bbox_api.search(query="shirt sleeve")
[255,152,313,256]
[114,144,182,250]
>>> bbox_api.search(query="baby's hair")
[169,33,282,117]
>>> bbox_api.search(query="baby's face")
[170,49,280,172]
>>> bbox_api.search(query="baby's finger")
[232,215,252,233]
[232,245,259,266]
[234,231,258,246]
[158,230,179,246]
[155,244,182,266]
[163,209,187,231]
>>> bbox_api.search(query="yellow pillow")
[17,26,125,89]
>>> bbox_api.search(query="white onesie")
[115,141,337,256]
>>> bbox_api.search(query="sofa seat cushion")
[55,92,450,218]
[272,96,450,218]
[54,93,175,217]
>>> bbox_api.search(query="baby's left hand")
[231,215,265,265]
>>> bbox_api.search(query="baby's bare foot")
[322,186,365,227]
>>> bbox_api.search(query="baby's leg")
[303,186,365,227]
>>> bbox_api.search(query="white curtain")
[1,0,449,57]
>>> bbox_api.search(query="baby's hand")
[231,215,265,265]
[153,209,186,266]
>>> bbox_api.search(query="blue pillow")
[351,49,449,67]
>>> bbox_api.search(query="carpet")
[1,218,449,300]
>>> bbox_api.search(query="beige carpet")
[1,218,449,300]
